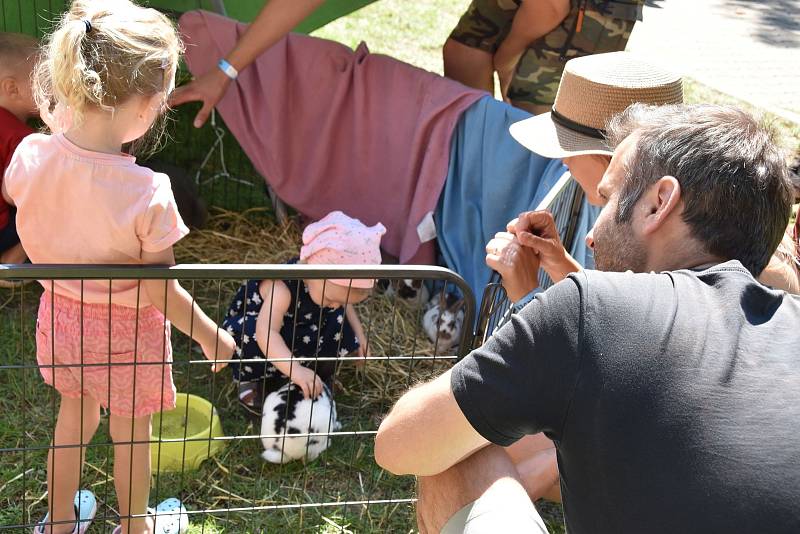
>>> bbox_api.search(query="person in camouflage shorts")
[445,0,644,114]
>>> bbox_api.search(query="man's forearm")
[543,249,582,283]
[225,0,325,72]
[375,371,487,476]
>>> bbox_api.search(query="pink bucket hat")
[300,211,386,288]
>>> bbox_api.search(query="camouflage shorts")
[449,0,644,107]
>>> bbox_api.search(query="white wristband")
[217,58,238,80]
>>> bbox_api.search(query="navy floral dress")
[222,269,359,393]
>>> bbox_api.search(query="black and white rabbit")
[260,382,340,464]
[422,291,465,355]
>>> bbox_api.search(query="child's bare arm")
[255,280,323,399]
[345,303,370,358]
[141,247,234,372]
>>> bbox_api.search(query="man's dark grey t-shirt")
[452,261,800,533]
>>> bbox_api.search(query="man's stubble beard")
[593,218,648,273]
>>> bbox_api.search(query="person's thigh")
[443,39,494,92]
[417,445,548,534]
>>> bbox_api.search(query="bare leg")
[416,445,546,533]
[109,414,153,534]
[46,395,101,534]
[506,433,562,502]
[443,38,495,94]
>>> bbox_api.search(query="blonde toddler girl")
[2,2,235,533]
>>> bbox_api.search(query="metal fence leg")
[267,186,289,226]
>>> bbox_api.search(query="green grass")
[2,0,797,532]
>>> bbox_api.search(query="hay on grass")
[175,207,303,265]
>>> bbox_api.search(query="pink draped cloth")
[180,11,485,264]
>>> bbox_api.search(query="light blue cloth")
[572,202,601,270]
[436,96,598,305]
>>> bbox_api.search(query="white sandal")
[112,498,189,534]
[33,489,97,534]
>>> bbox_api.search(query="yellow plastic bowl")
[150,393,225,473]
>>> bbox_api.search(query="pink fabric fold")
[180,11,485,264]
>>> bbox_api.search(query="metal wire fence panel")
[0,1,367,221]
[473,175,586,347]
[0,264,473,532]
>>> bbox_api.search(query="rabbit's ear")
[436,290,446,309]
[451,298,465,313]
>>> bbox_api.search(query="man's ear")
[640,176,681,236]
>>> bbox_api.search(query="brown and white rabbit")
[422,291,465,355]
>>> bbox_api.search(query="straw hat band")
[550,108,605,140]
[554,76,684,130]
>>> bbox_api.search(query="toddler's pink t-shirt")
[4,133,189,307]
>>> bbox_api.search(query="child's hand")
[202,328,236,372]
[354,343,371,368]
[289,366,324,400]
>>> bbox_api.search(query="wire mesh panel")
[0,264,473,532]
[473,174,586,347]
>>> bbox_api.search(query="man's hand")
[494,58,516,102]
[485,232,541,301]
[169,68,232,128]
[508,211,581,284]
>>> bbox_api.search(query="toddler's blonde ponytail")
[35,0,182,127]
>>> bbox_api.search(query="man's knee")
[417,445,547,533]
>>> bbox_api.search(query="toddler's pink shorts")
[36,291,177,418]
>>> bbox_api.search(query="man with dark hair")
[375,103,799,533]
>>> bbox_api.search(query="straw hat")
[509,52,683,158]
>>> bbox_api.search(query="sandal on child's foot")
[33,490,97,534]
[112,498,189,534]
[238,380,264,416]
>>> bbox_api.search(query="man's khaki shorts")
[441,491,548,534]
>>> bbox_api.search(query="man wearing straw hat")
[375,58,800,534]
[487,51,799,304]
[484,51,683,303]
